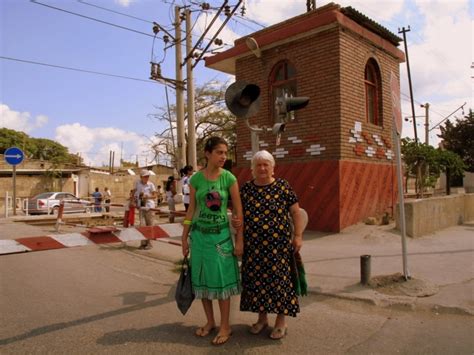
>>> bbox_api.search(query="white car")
[25,192,91,215]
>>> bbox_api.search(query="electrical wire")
[30,0,156,38]
[0,56,158,84]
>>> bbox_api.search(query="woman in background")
[165,176,177,223]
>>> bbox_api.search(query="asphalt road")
[1,244,473,354]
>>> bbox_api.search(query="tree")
[0,128,82,165]
[401,138,466,197]
[401,138,438,197]
[149,80,236,169]
[437,109,474,172]
[435,149,467,195]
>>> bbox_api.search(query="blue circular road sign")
[4,147,24,166]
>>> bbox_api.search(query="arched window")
[270,61,297,122]
[364,59,382,126]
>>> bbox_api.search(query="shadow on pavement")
[96,322,284,349]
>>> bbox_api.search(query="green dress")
[189,169,241,299]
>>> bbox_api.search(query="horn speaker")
[225,81,261,119]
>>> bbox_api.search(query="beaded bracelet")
[183,219,192,225]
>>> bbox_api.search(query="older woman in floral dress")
[239,150,304,340]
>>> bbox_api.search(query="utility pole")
[185,8,197,170]
[421,103,430,145]
[398,26,418,143]
[174,6,186,173]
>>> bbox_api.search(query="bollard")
[360,255,371,285]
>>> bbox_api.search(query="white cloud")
[115,0,135,7]
[55,123,161,168]
[0,104,49,133]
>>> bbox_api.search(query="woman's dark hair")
[165,176,174,191]
[180,165,193,177]
[204,136,228,153]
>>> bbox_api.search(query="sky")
[0,0,472,167]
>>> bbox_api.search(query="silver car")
[25,192,91,215]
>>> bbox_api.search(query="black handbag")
[175,256,195,315]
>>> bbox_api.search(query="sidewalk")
[1,216,473,315]
[143,221,474,316]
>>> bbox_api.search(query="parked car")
[24,192,91,215]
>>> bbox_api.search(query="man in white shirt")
[134,169,157,249]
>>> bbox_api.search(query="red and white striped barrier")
[0,224,184,256]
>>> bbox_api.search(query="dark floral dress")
[240,178,300,317]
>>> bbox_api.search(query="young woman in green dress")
[181,136,244,346]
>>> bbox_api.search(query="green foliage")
[437,109,474,172]
[401,138,466,196]
[0,128,82,165]
[435,149,466,179]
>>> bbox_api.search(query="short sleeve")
[282,179,298,207]
[224,169,237,189]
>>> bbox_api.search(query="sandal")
[195,326,215,337]
[269,326,287,340]
[211,332,232,346]
[249,322,268,335]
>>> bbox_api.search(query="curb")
[307,289,474,316]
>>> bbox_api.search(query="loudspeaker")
[225,81,261,119]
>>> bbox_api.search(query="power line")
[0,56,158,84]
[77,0,157,26]
[30,0,156,38]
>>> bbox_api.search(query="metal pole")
[175,6,185,172]
[399,26,418,143]
[5,191,8,218]
[12,165,17,216]
[185,9,197,169]
[422,103,430,145]
[393,125,410,280]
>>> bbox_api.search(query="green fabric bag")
[292,251,308,296]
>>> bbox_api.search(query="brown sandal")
[269,326,287,340]
[211,332,232,345]
[249,322,268,335]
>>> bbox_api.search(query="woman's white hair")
[251,150,275,178]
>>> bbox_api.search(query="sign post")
[390,71,410,280]
[4,147,25,216]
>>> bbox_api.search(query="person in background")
[181,136,243,346]
[91,187,102,212]
[165,176,177,223]
[156,185,163,205]
[239,150,304,340]
[104,187,112,212]
[181,165,194,211]
[133,169,157,249]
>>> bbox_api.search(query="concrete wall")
[464,172,474,193]
[396,193,474,238]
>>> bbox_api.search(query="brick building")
[205,3,405,231]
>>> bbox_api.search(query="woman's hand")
[182,239,189,257]
[292,235,302,254]
[231,215,242,229]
